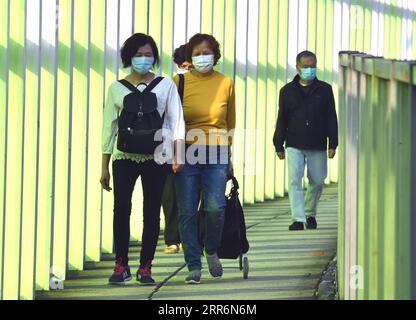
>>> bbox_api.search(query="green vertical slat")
[275,0,288,198]
[395,71,412,299]
[20,0,39,300]
[391,0,401,59]
[148,0,162,74]
[265,0,278,200]
[349,0,357,50]
[368,69,380,299]
[36,0,56,291]
[325,0,337,184]
[307,0,317,52]
[413,11,416,60]
[3,0,25,299]
[316,0,326,81]
[101,0,118,255]
[0,0,9,300]
[255,0,268,202]
[68,0,89,271]
[85,0,106,263]
[233,0,248,203]
[383,2,391,58]
[363,0,372,54]
[213,0,225,73]
[52,0,71,278]
[201,0,213,34]
[161,0,174,77]
[243,0,258,204]
[223,0,236,80]
[337,61,346,300]
[134,0,148,33]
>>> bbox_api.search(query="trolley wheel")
[243,257,249,279]
[239,254,243,271]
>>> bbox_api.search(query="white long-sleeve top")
[102,76,185,164]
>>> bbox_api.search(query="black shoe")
[136,262,156,286]
[108,259,132,285]
[306,217,317,229]
[289,222,304,231]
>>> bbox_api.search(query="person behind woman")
[162,44,193,255]
[101,33,185,285]
[173,34,236,284]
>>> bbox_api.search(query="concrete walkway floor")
[36,184,338,300]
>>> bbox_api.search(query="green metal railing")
[0,0,415,300]
[338,52,416,300]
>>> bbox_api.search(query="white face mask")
[192,54,214,73]
[176,68,188,75]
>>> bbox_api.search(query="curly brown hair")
[186,33,221,66]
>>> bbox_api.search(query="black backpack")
[117,77,164,154]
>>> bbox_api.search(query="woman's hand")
[172,162,184,174]
[100,169,112,192]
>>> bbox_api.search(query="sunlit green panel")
[264,0,278,200]
[85,0,106,263]
[223,0,236,80]
[356,0,365,52]
[325,0,337,183]
[275,0,288,198]
[316,0,326,81]
[395,81,412,299]
[19,0,40,300]
[213,0,225,73]
[134,0,148,33]
[234,0,248,201]
[390,0,401,59]
[243,0,259,204]
[368,73,381,299]
[413,13,416,60]
[161,0,174,77]
[307,0,317,52]
[0,0,9,300]
[35,0,56,291]
[363,0,372,54]
[68,0,89,270]
[255,0,268,202]
[101,0,119,254]
[383,2,392,58]
[3,0,25,300]
[52,0,71,278]
[148,0,162,75]
[201,0,213,34]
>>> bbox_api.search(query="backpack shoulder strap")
[178,74,184,103]
[118,79,140,93]
[143,76,164,93]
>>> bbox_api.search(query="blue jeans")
[175,145,230,271]
[286,147,328,223]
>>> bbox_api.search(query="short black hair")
[186,33,221,66]
[173,44,188,65]
[296,50,317,64]
[120,33,160,68]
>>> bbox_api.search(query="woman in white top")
[101,33,185,285]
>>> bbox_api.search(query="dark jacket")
[273,75,338,153]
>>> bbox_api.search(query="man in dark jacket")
[273,51,338,231]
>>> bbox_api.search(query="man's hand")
[100,169,112,192]
[277,152,285,160]
[328,149,336,159]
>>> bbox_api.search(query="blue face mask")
[131,56,154,75]
[299,68,317,81]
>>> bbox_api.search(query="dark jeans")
[161,173,181,246]
[112,159,168,267]
[174,145,230,271]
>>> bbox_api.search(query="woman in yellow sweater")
[173,34,236,284]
